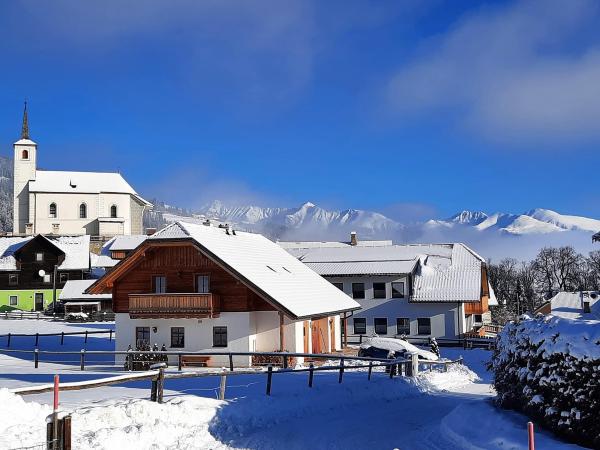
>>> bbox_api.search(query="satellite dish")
[38,269,46,277]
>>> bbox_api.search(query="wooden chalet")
[88,222,360,367]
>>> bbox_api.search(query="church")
[12,104,151,237]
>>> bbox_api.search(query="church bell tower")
[13,102,37,235]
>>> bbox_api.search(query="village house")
[280,233,497,341]
[12,104,151,237]
[535,291,600,320]
[0,234,91,311]
[58,279,113,315]
[87,222,360,367]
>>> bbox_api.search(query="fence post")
[80,349,85,371]
[282,355,288,369]
[229,354,234,372]
[219,374,227,400]
[178,354,182,371]
[61,332,65,345]
[109,329,113,342]
[7,332,10,348]
[308,363,314,387]
[266,365,273,396]
[157,367,165,404]
[34,348,39,369]
[389,360,395,379]
[85,330,88,344]
[359,334,363,345]
[63,415,72,450]
[410,352,419,377]
[338,358,344,384]
[528,422,535,450]
[35,332,39,347]
[368,361,373,380]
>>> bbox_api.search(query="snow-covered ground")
[0,320,584,449]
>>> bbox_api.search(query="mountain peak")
[300,201,316,208]
[447,210,488,225]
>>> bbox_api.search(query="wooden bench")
[180,355,211,367]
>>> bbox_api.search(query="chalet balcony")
[128,293,220,319]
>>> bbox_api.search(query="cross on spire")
[21,101,29,140]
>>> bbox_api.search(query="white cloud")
[386,0,600,144]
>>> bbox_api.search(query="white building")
[535,291,600,320]
[12,104,151,237]
[87,222,360,367]
[282,234,497,340]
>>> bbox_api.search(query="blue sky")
[0,0,598,222]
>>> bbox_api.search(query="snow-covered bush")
[491,315,600,448]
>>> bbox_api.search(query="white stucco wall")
[327,275,461,339]
[115,311,307,367]
[13,142,37,234]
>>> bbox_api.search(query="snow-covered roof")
[305,260,418,276]
[59,280,112,301]
[28,170,151,205]
[279,240,394,250]
[544,291,600,320]
[109,235,148,251]
[47,235,91,270]
[286,242,487,303]
[147,222,361,319]
[0,235,90,271]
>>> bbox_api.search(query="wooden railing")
[128,293,220,318]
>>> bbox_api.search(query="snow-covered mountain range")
[160,201,600,261]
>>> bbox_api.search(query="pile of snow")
[492,315,600,448]
[418,363,480,392]
[360,337,440,361]
[0,388,52,449]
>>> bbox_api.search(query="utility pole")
[52,264,58,313]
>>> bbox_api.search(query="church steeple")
[21,101,30,140]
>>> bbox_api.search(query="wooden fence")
[347,334,497,350]
[1,310,115,322]
[1,329,114,348]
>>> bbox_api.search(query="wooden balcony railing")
[128,293,220,319]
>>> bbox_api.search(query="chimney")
[145,227,157,236]
[350,231,358,246]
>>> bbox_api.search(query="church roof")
[29,170,151,205]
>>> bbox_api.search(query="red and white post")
[528,421,535,450]
[53,374,59,412]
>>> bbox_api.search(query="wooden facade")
[105,242,276,316]
[464,265,491,315]
[0,235,86,291]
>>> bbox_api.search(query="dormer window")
[49,203,57,219]
[79,203,87,219]
[110,205,118,218]
[21,149,29,160]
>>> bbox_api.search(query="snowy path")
[0,321,585,449]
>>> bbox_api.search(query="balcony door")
[196,275,210,293]
[153,276,166,293]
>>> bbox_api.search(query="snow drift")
[360,337,440,361]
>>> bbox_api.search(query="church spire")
[21,101,29,140]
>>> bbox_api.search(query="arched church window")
[110,205,118,218]
[79,203,87,219]
[22,149,29,160]
[49,203,57,219]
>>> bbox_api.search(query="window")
[43,274,52,284]
[474,314,483,323]
[135,327,150,346]
[396,318,410,335]
[213,326,228,347]
[352,282,365,299]
[391,281,405,298]
[153,275,166,293]
[59,273,69,283]
[417,318,431,335]
[374,318,388,335]
[79,203,87,219]
[35,252,44,262]
[22,149,29,160]
[49,203,57,219]
[8,274,18,286]
[170,327,185,348]
[9,296,17,306]
[332,282,344,291]
[110,205,118,218]
[373,282,386,299]
[196,275,210,293]
[583,302,591,313]
[353,318,366,335]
